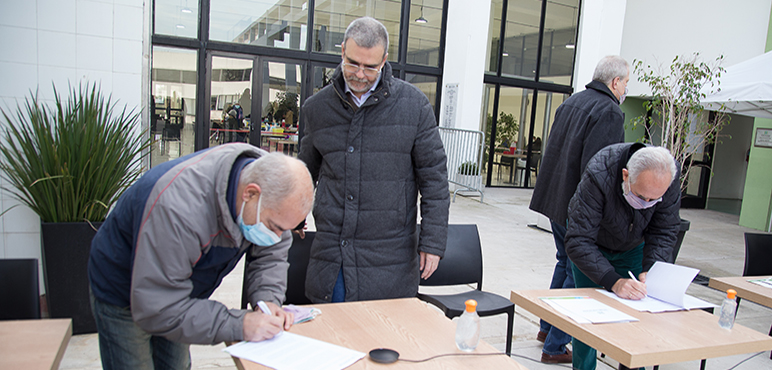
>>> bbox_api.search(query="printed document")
[541,296,639,324]
[224,332,364,370]
[598,261,716,313]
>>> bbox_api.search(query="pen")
[257,300,283,337]
[628,271,647,298]
[257,300,272,315]
[628,270,638,282]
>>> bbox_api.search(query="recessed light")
[176,24,185,29]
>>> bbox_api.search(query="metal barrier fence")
[438,127,485,202]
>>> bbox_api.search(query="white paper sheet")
[541,296,639,324]
[223,332,365,370]
[749,277,772,289]
[595,262,717,313]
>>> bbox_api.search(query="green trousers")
[570,242,644,370]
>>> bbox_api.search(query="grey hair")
[592,55,629,85]
[240,152,314,214]
[627,146,677,185]
[343,16,389,59]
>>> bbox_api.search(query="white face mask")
[619,86,628,105]
[237,196,282,246]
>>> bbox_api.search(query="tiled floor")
[59,187,772,370]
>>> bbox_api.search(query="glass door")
[255,59,304,157]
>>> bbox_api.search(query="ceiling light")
[181,8,192,13]
[502,52,509,57]
[565,43,575,49]
[176,24,185,29]
[415,6,427,23]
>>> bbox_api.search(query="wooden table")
[499,153,527,184]
[230,298,527,369]
[511,288,772,368]
[709,276,772,308]
[0,318,72,370]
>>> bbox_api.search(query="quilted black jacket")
[565,143,681,290]
[298,62,449,302]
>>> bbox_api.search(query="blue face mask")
[622,180,661,210]
[238,196,282,246]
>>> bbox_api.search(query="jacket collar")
[586,80,620,105]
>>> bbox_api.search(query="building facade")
[1,0,771,292]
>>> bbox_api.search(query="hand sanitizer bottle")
[455,299,480,351]
[718,289,737,329]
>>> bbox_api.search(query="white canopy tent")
[702,51,772,118]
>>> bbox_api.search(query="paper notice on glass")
[749,277,772,289]
[541,296,639,324]
[596,262,716,313]
[224,332,364,370]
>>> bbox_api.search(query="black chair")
[417,224,514,356]
[515,152,540,185]
[241,232,314,309]
[284,232,314,305]
[738,232,772,357]
[0,258,41,320]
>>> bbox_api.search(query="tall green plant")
[630,53,729,193]
[0,83,151,223]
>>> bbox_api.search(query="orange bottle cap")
[727,289,736,299]
[465,299,478,312]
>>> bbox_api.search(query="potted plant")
[0,83,150,333]
[630,53,729,263]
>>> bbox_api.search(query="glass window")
[209,56,253,148]
[313,65,337,94]
[151,46,198,167]
[482,85,533,187]
[539,0,578,85]
[210,0,308,50]
[405,73,437,112]
[313,0,400,62]
[407,0,443,67]
[501,0,542,80]
[485,0,504,73]
[154,0,199,38]
[259,60,303,156]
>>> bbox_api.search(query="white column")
[439,0,492,132]
[572,0,626,92]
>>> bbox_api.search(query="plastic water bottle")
[455,299,480,351]
[718,289,737,329]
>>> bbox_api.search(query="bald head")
[240,152,314,215]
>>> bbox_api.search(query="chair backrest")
[529,153,541,169]
[285,231,315,305]
[743,232,772,276]
[419,224,484,290]
[0,258,41,320]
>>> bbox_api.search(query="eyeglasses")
[342,62,381,78]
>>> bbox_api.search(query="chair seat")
[417,290,514,319]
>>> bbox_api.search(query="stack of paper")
[598,261,716,313]
[540,296,639,324]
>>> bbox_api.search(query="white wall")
[439,0,492,132]
[0,0,145,293]
[621,0,772,97]
[572,0,627,92]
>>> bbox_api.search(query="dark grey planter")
[668,219,691,264]
[41,222,102,335]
